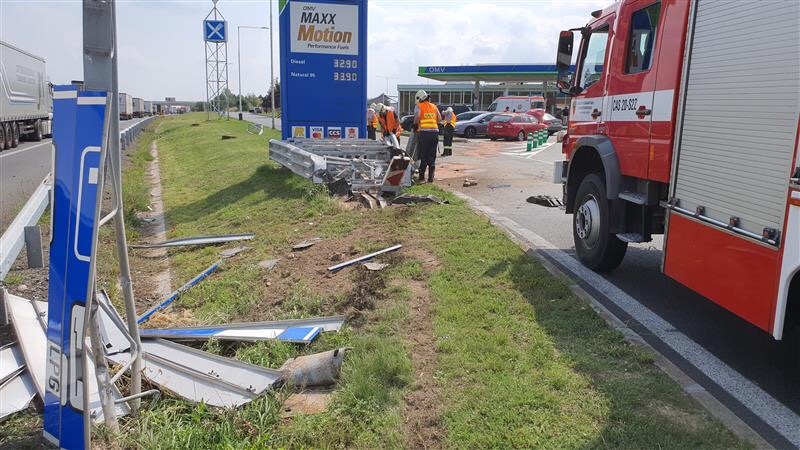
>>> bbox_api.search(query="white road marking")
[0,141,52,159]
[500,142,555,159]
[453,191,800,448]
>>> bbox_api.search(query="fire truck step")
[616,232,649,243]
[618,191,648,205]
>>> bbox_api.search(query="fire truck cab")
[555,0,800,340]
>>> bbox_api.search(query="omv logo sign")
[425,67,446,73]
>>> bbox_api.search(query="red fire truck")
[555,0,800,340]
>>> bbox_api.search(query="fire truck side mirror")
[557,31,575,94]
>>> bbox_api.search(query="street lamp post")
[237,25,269,120]
[269,0,276,129]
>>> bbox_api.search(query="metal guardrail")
[0,176,51,280]
[119,116,155,150]
[269,139,326,181]
[0,116,156,281]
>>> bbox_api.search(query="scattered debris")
[488,183,511,189]
[392,194,448,205]
[191,123,200,127]
[279,348,348,388]
[292,237,323,250]
[139,315,345,344]
[527,195,564,207]
[219,246,251,258]
[0,368,35,420]
[141,217,156,223]
[4,290,129,422]
[326,178,350,197]
[221,135,236,140]
[137,260,222,324]
[280,389,333,417]
[109,339,281,408]
[359,192,388,209]
[463,178,478,187]
[0,343,25,383]
[130,233,255,249]
[258,259,280,270]
[246,123,264,135]
[328,244,402,272]
[269,139,413,196]
[362,262,389,271]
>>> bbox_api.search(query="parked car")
[438,104,472,115]
[527,109,563,134]
[456,111,487,122]
[455,112,497,138]
[487,96,546,113]
[487,113,547,141]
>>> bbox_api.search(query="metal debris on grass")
[219,246,251,258]
[137,260,222,324]
[362,262,389,271]
[108,339,282,408]
[328,244,402,272]
[279,348,348,388]
[463,178,478,187]
[292,237,323,250]
[139,315,345,344]
[130,233,255,249]
[527,195,564,207]
[247,123,264,135]
[258,259,280,270]
[392,194,448,205]
[221,135,236,140]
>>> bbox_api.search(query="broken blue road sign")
[44,87,109,450]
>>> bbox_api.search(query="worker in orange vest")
[377,103,402,148]
[413,89,442,183]
[442,106,456,156]
[367,103,378,140]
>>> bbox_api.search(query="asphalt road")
[437,138,800,447]
[0,117,148,229]
[240,112,281,131]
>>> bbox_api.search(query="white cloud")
[1,0,607,101]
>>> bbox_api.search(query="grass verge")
[0,113,748,449]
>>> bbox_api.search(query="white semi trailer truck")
[119,93,134,120]
[0,40,52,150]
[132,97,144,118]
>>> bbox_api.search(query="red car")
[487,113,548,141]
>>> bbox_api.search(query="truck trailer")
[119,93,133,120]
[132,97,145,118]
[143,101,153,116]
[0,40,52,150]
[555,0,800,341]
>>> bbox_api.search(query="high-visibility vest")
[380,110,401,134]
[367,109,378,127]
[446,111,456,126]
[417,101,439,130]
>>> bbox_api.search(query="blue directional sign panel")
[279,0,367,140]
[204,19,227,42]
[44,87,108,450]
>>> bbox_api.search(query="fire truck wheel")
[573,173,628,271]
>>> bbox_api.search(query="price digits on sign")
[333,59,358,82]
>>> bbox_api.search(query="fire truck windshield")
[579,27,609,89]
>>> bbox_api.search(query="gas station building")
[397,64,569,115]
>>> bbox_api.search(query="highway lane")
[0,117,148,229]
[436,139,800,447]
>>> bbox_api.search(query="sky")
[1,0,606,102]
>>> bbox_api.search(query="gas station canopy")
[418,64,561,83]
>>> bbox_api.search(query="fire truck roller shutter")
[566,135,622,213]
[670,0,800,239]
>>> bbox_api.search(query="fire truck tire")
[573,173,628,271]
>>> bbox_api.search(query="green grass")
[1,113,747,449]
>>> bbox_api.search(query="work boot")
[418,167,427,183]
[427,167,435,183]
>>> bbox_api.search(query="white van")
[487,96,546,113]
